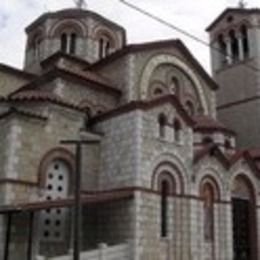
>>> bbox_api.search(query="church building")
[0,4,260,260]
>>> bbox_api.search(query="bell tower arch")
[207,8,260,147]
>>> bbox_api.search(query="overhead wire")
[119,0,260,74]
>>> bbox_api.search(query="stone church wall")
[2,105,85,204]
[40,79,119,115]
[95,110,141,190]
[139,103,193,188]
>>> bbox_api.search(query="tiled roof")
[193,144,229,168]
[90,39,219,91]
[10,90,85,112]
[194,145,260,177]
[60,65,114,89]
[193,115,236,135]
[90,94,194,126]
[0,107,47,121]
[247,147,260,159]
[0,189,134,213]
[10,65,120,97]
[26,8,126,34]
[206,8,260,32]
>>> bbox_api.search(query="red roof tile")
[90,39,218,91]
[193,115,236,135]
[0,107,47,121]
[10,90,85,112]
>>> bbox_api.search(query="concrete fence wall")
[37,243,130,260]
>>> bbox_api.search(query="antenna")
[73,0,87,9]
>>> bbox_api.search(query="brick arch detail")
[139,54,209,115]
[148,152,189,194]
[38,147,75,190]
[213,19,252,41]
[151,161,185,195]
[199,175,221,201]
[194,166,225,200]
[92,26,119,48]
[48,19,87,37]
[230,173,256,200]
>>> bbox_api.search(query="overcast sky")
[0,0,260,74]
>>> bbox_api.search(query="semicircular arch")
[38,147,75,189]
[149,152,189,194]
[139,54,209,115]
[49,19,87,38]
[194,167,225,200]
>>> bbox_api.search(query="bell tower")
[24,7,126,73]
[207,8,260,147]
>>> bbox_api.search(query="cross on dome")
[238,0,247,8]
[73,0,87,9]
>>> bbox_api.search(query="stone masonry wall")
[0,118,11,180]
[41,79,119,114]
[138,103,193,189]
[2,104,85,204]
[96,47,216,117]
[94,110,141,190]
[134,191,195,260]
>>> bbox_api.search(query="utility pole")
[60,139,99,260]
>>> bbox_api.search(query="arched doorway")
[231,176,257,260]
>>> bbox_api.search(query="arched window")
[202,183,215,241]
[224,139,231,149]
[31,33,43,60]
[61,33,67,53]
[203,136,213,145]
[231,176,256,259]
[185,100,195,116]
[218,34,227,65]
[241,25,249,58]
[160,180,169,237]
[40,159,70,242]
[169,76,180,96]
[148,81,167,99]
[157,172,175,238]
[99,35,111,59]
[60,32,77,54]
[70,33,77,55]
[153,88,163,96]
[158,114,167,138]
[229,30,239,61]
[173,119,182,142]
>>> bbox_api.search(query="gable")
[90,39,217,117]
